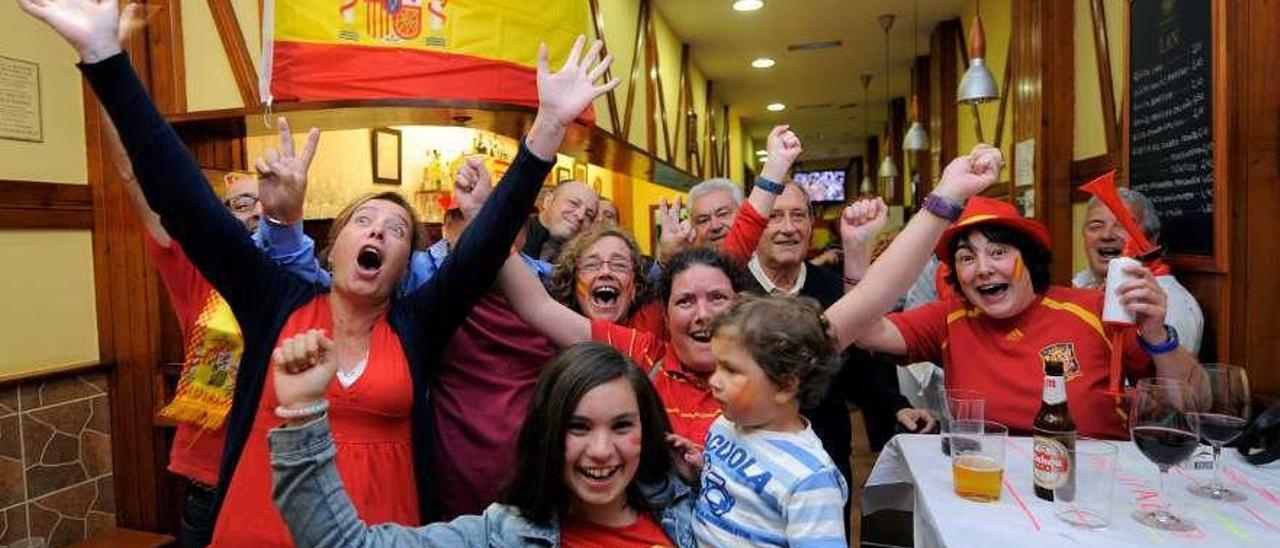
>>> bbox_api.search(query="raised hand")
[16,0,124,63]
[255,117,320,225]
[536,35,620,126]
[271,328,337,409]
[760,125,803,182]
[935,144,1003,201]
[656,195,694,264]
[1116,264,1170,342]
[840,197,888,248]
[453,156,492,221]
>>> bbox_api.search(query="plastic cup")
[941,389,986,455]
[1054,439,1119,529]
[951,420,1007,502]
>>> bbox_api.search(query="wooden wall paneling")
[1013,0,1074,285]
[888,97,906,205]
[0,180,93,229]
[913,55,933,207]
[144,0,186,115]
[620,0,649,142]
[587,0,623,132]
[993,39,1014,149]
[1088,0,1120,160]
[674,44,690,172]
[207,0,260,110]
[1228,0,1280,402]
[931,19,960,184]
[642,7,673,163]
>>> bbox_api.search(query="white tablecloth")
[863,434,1280,547]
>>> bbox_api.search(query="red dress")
[210,297,419,547]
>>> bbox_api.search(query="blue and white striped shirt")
[693,416,848,547]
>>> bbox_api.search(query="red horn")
[1080,170,1161,259]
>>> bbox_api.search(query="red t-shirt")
[592,320,721,446]
[145,236,230,486]
[561,513,672,547]
[887,286,1152,439]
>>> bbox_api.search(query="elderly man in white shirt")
[1074,187,1204,355]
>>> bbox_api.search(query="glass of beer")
[951,420,1007,502]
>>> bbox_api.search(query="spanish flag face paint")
[1013,255,1025,282]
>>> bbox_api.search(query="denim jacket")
[269,416,698,547]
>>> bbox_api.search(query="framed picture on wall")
[372,127,402,185]
[573,161,587,183]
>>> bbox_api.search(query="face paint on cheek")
[729,379,755,413]
[1013,256,1025,281]
[575,277,591,307]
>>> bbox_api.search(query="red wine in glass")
[1192,413,1247,445]
[1133,426,1199,467]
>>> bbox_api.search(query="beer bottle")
[1033,359,1076,502]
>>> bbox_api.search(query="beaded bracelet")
[275,399,330,420]
[843,275,862,286]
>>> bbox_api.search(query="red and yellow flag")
[264,0,589,109]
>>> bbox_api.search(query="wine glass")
[1188,364,1250,502]
[1130,378,1200,532]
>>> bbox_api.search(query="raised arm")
[720,125,804,263]
[827,145,1003,350]
[497,254,590,347]
[21,0,302,316]
[408,36,619,353]
[103,113,169,246]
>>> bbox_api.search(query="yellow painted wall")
[0,2,87,184]
[1073,0,1125,161]
[628,178,685,255]
[183,0,243,111]
[957,0,1012,183]
[0,4,100,377]
[0,231,99,377]
[1071,201,1089,274]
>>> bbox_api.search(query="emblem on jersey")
[1040,342,1081,380]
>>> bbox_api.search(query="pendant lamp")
[859,72,873,194]
[957,9,998,104]
[877,14,899,179]
[903,0,929,151]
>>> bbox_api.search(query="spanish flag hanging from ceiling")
[261,0,589,110]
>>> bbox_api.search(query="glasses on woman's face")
[225,193,259,214]
[577,256,633,274]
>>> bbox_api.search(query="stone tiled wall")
[0,371,115,547]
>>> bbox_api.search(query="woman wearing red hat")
[826,149,1204,439]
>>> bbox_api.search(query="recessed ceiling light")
[766,103,786,112]
[733,0,764,11]
[751,57,775,69]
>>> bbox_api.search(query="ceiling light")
[756,149,768,156]
[766,103,786,112]
[732,0,764,12]
[751,57,775,69]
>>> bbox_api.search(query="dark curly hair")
[945,224,1052,294]
[706,294,839,408]
[497,342,674,525]
[659,247,749,306]
[546,225,652,314]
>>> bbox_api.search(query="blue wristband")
[1138,324,1180,355]
[754,176,784,195]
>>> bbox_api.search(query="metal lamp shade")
[903,121,929,151]
[878,154,899,178]
[957,58,999,104]
[860,175,873,194]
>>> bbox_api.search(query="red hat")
[935,196,1052,267]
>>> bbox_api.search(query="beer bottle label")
[1033,435,1072,489]
[1043,376,1066,405]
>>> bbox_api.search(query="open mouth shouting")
[688,329,712,344]
[355,245,384,279]
[1095,245,1123,261]
[973,282,1009,302]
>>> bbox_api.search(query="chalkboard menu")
[1128,0,1214,256]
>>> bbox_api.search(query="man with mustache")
[1073,188,1203,354]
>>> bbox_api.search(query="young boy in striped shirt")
[672,294,847,547]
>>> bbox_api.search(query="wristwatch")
[754,175,785,195]
[1138,324,1180,355]
[922,192,965,222]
